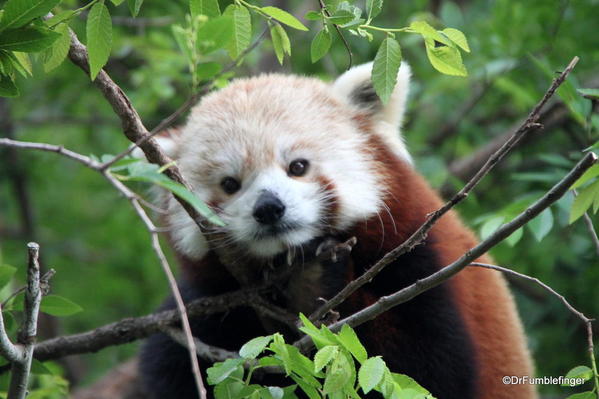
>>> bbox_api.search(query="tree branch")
[3,243,45,399]
[469,262,599,393]
[297,151,597,349]
[308,56,580,323]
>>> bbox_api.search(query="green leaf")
[197,15,233,54]
[0,26,60,52]
[290,375,320,399]
[190,0,221,18]
[86,2,112,80]
[42,23,70,72]
[31,359,54,375]
[0,0,61,32]
[314,345,339,372]
[366,0,383,19]
[358,356,385,394]
[127,0,144,17]
[409,21,452,45]
[207,358,244,385]
[260,6,308,31]
[172,25,192,62]
[441,28,470,52]
[239,336,273,359]
[564,365,594,385]
[391,373,431,394]
[13,52,32,76]
[0,264,17,290]
[505,227,523,247]
[337,324,367,364]
[196,62,221,81]
[327,9,355,25]
[40,295,83,316]
[425,38,467,77]
[223,5,251,59]
[372,37,402,104]
[304,11,323,21]
[566,392,596,399]
[578,88,599,100]
[270,23,290,65]
[480,216,504,240]
[572,164,599,189]
[123,162,225,226]
[570,181,599,224]
[110,0,126,5]
[323,352,352,394]
[528,208,553,242]
[0,73,19,97]
[310,28,331,63]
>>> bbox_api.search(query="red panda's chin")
[243,226,320,258]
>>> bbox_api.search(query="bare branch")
[6,243,44,399]
[308,56,580,323]
[470,262,599,393]
[297,151,597,349]
[162,328,239,363]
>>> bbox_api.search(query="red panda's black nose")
[253,191,286,225]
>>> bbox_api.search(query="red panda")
[138,62,537,399]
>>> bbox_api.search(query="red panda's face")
[151,63,412,260]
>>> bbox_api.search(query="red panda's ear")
[333,62,411,129]
[131,127,181,160]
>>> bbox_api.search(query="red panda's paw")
[315,236,357,263]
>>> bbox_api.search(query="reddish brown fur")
[346,125,535,399]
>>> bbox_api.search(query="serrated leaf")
[207,358,245,385]
[0,27,61,52]
[564,365,594,384]
[190,0,221,18]
[323,353,352,394]
[0,264,17,290]
[442,28,470,52]
[425,39,467,77]
[0,0,61,32]
[358,357,385,393]
[366,0,383,19]
[528,208,553,242]
[310,28,331,63]
[372,37,401,104]
[197,15,233,54]
[314,345,339,372]
[0,74,19,97]
[578,88,599,100]
[40,295,83,316]
[260,6,307,31]
[337,324,367,364]
[86,2,112,80]
[239,336,273,359]
[12,52,32,76]
[328,9,355,25]
[127,0,144,17]
[570,181,599,224]
[223,5,251,59]
[270,23,290,65]
[391,373,430,394]
[42,23,70,72]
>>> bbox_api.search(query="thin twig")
[317,0,352,70]
[296,152,597,349]
[469,262,598,393]
[162,327,239,363]
[307,56,580,323]
[583,212,599,258]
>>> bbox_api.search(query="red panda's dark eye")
[289,159,309,177]
[220,177,241,194]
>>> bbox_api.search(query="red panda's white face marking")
[150,62,412,260]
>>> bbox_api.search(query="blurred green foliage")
[0,0,598,396]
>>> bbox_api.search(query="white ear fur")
[333,61,411,128]
[130,135,179,160]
